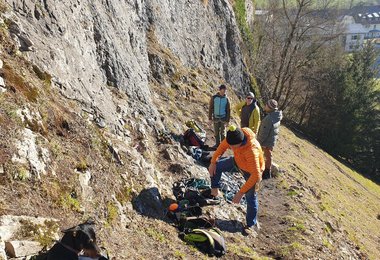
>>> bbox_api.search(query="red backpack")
[183,128,205,147]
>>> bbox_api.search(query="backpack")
[182,228,226,257]
[183,128,205,147]
[173,179,220,207]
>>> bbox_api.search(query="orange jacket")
[211,128,265,194]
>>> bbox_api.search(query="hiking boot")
[253,221,261,232]
[262,169,271,179]
[242,225,258,237]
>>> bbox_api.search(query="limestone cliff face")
[4,0,249,129]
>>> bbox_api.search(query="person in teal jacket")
[209,85,231,147]
[235,92,261,134]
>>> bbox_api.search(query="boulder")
[4,240,43,258]
[78,170,94,201]
[0,77,5,89]
[0,215,59,241]
[11,128,50,179]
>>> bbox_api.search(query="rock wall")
[3,0,250,129]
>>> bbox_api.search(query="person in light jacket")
[257,99,283,179]
[235,92,261,134]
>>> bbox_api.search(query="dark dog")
[47,220,107,260]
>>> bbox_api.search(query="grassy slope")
[272,127,380,259]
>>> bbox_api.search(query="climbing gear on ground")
[189,147,213,166]
[170,179,226,257]
[173,178,221,207]
[168,200,202,218]
[220,171,247,205]
[190,147,203,160]
[182,228,226,257]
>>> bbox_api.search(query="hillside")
[1,30,380,259]
[1,0,380,259]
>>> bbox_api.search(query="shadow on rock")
[132,187,175,222]
[215,219,244,233]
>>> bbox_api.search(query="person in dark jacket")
[209,85,231,147]
[257,99,283,179]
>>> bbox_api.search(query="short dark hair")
[219,84,227,90]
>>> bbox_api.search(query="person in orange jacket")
[208,125,264,234]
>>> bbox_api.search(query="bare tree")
[252,0,343,110]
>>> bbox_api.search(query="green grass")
[228,243,264,259]
[322,238,333,249]
[106,202,118,225]
[233,0,254,47]
[59,193,81,212]
[14,166,29,181]
[146,228,167,243]
[116,186,133,205]
[278,127,380,259]
[324,222,334,234]
[75,158,88,172]
[17,219,59,247]
[173,250,186,259]
[279,242,304,257]
[287,190,298,197]
[288,222,306,233]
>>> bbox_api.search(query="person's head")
[265,99,278,112]
[226,125,244,149]
[219,84,227,95]
[245,92,255,105]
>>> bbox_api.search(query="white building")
[342,6,380,52]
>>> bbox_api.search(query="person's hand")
[208,163,216,177]
[232,192,243,204]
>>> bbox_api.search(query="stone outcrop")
[11,127,50,180]
[0,215,59,259]
[0,58,5,93]
[3,0,250,132]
